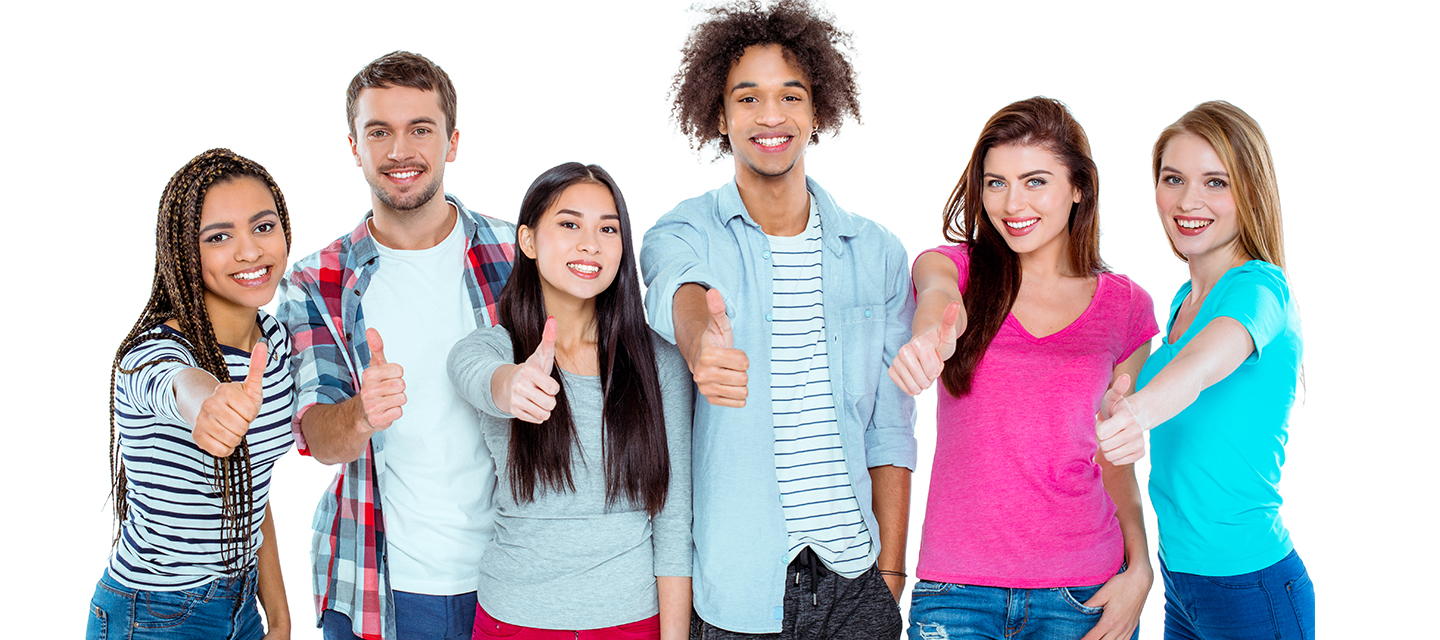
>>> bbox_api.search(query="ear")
[349,134,361,167]
[518,225,537,259]
[716,108,728,137]
[1073,185,1083,204]
[446,128,460,163]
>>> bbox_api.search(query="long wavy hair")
[110,148,291,580]
[1153,100,1285,270]
[497,162,671,516]
[940,97,1106,397]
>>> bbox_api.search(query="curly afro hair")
[670,0,861,156]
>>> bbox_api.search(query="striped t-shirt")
[109,312,295,590]
[770,198,871,577]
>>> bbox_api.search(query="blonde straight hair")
[1152,101,1286,271]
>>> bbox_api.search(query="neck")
[201,294,261,352]
[735,160,810,237]
[540,284,599,359]
[369,193,457,250]
[1186,242,1252,303]
[1015,231,1073,284]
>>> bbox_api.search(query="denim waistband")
[102,566,259,602]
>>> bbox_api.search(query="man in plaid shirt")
[278,51,515,640]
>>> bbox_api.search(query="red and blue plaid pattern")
[278,194,514,640]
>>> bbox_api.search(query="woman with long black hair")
[448,162,692,640]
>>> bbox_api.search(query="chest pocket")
[835,304,887,424]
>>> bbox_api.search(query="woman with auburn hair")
[448,162,692,640]
[1096,101,1313,639]
[888,97,1155,640]
[88,149,294,639]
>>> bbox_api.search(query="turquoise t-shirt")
[1139,260,1301,576]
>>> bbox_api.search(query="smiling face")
[1155,132,1245,262]
[718,44,815,181]
[349,85,458,214]
[518,182,624,309]
[980,143,1081,259]
[197,176,288,320]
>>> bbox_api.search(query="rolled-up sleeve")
[277,268,353,456]
[640,208,717,345]
[863,233,918,470]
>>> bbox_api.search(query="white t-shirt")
[362,212,497,595]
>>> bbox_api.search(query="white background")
[2,1,1433,637]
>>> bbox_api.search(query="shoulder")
[120,327,199,370]
[454,195,517,238]
[285,231,352,289]
[1099,272,1155,310]
[655,186,727,227]
[1220,261,1290,302]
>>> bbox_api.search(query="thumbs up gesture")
[358,328,406,432]
[690,288,750,408]
[503,316,562,424]
[1095,374,1148,465]
[193,342,268,458]
[888,300,962,396]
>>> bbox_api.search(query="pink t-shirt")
[916,244,1158,588]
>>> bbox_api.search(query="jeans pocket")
[86,603,108,640]
[133,589,196,629]
[1058,585,1105,615]
[472,605,525,638]
[910,580,955,598]
[1286,571,1314,640]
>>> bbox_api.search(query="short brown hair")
[670,0,861,156]
[346,51,458,139]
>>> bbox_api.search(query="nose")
[757,99,785,128]
[576,227,601,254]
[1004,188,1027,215]
[1176,183,1205,212]
[236,233,264,263]
[386,133,414,162]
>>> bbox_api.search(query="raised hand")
[888,300,961,396]
[359,328,406,432]
[1096,377,1148,465]
[505,316,562,424]
[193,342,268,457]
[689,288,749,408]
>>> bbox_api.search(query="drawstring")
[795,547,822,606]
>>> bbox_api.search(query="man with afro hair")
[641,2,915,637]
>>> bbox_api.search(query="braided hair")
[108,148,291,580]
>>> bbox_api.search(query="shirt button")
[354,288,362,296]
[762,250,771,259]
[765,313,773,322]
[864,309,872,318]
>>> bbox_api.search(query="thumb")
[366,328,387,367]
[939,300,962,344]
[536,316,557,375]
[706,288,734,348]
[244,341,268,401]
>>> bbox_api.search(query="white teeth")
[234,267,269,281]
[568,263,598,274]
[755,136,789,147]
[389,170,419,179]
[1178,219,1211,229]
[1005,219,1038,229]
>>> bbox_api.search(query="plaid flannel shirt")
[277,194,514,640]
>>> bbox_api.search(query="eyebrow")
[555,209,620,220]
[363,116,439,130]
[199,209,277,234]
[729,80,809,94]
[1159,165,1229,177]
[981,169,1053,181]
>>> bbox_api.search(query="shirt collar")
[717,176,860,254]
[348,193,475,268]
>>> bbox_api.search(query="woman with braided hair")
[87,148,295,640]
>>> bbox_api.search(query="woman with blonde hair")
[1096,101,1314,639]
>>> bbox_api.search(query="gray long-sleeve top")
[447,325,693,629]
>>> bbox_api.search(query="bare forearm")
[656,575,692,640]
[299,397,371,465]
[173,368,222,426]
[1129,318,1253,433]
[869,464,911,600]
[257,505,291,637]
[912,286,965,337]
[671,283,710,367]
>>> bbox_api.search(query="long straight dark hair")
[940,97,1107,397]
[496,162,671,516]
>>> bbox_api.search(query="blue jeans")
[1161,549,1315,640]
[906,579,1136,640]
[85,568,263,640]
[322,591,477,640]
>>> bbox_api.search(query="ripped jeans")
[905,579,1136,640]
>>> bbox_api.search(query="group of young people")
[87,2,1313,640]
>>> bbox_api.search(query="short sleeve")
[1120,276,1160,364]
[118,334,199,425]
[1212,263,1289,364]
[447,324,518,418]
[917,243,971,295]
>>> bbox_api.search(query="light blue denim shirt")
[640,177,917,633]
